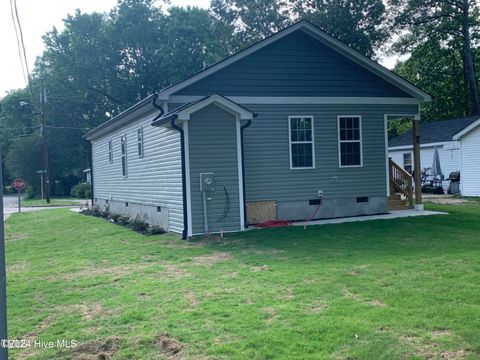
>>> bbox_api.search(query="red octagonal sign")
[12,178,25,191]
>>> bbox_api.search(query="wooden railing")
[389,158,414,207]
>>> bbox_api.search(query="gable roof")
[156,20,431,102]
[389,116,480,148]
[152,94,255,126]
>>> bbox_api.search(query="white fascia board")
[177,94,254,120]
[452,118,480,140]
[170,95,421,105]
[157,21,430,102]
[388,141,449,151]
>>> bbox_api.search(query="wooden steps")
[388,193,411,210]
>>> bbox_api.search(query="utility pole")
[40,79,50,204]
[0,127,8,359]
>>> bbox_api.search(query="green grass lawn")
[5,204,480,359]
[19,198,85,207]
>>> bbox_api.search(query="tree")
[211,0,388,58]
[394,39,469,121]
[294,0,388,58]
[210,0,292,51]
[389,0,480,115]
[5,136,43,192]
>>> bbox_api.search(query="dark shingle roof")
[389,116,480,147]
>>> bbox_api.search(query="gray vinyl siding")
[174,30,413,98]
[242,104,418,202]
[188,104,241,234]
[91,110,184,233]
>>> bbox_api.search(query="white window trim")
[288,115,315,170]
[137,127,144,158]
[108,139,113,164]
[403,151,413,172]
[121,134,128,178]
[337,115,363,168]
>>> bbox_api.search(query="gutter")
[152,95,188,240]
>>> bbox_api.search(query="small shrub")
[127,215,149,232]
[108,213,122,223]
[117,215,130,226]
[147,225,166,235]
[24,185,36,199]
[71,183,92,199]
[81,206,165,236]
[3,186,14,195]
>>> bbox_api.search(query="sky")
[0,0,398,98]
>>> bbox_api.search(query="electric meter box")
[200,173,215,192]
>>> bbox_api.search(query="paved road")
[2,195,79,220]
[3,195,19,209]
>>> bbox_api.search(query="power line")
[9,0,27,85]
[11,0,36,105]
[13,0,31,83]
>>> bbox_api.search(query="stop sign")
[12,178,25,191]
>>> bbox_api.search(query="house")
[388,116,480,196]
[85,20,431,238]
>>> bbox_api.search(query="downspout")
[87,139,94,205]
[240,119,252,228]
[152,95,189,240]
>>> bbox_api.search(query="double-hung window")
[108,140,113,163]
[403,152,412,173]
[338,116,363,167]
[137,128,144,158]
[121,134,127,177]
[289,116,315,169]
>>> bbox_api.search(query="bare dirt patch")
[5,232,30,242]
[307,301,326,314]
[185,291,198,307]
[58,265,147,281]
[7,260,29,273]
[366,299,386,307]
[431,329,453,339]
[191,252,231,266]
[418,345,466,359]
[68,336,120,360]
[342,288,386,307]
[71,303,106,321]
[250,265,269,272]
[277,287,294,300]
[162,264,191,279]
[155,334,183,358]
[263,307,278,322]
[424,196,472,205]
[401,334,466,359]
[243,248,286,256]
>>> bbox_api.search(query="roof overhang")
[155,21,431,103]
[452,117,480,140]
[84,94,157,141]
[152,94,256,127]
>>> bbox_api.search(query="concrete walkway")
[292,209,447,228]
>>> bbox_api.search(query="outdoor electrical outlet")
[317,190,323,197]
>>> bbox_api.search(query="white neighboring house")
[388,116,480,196]
[453,118,480,196]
